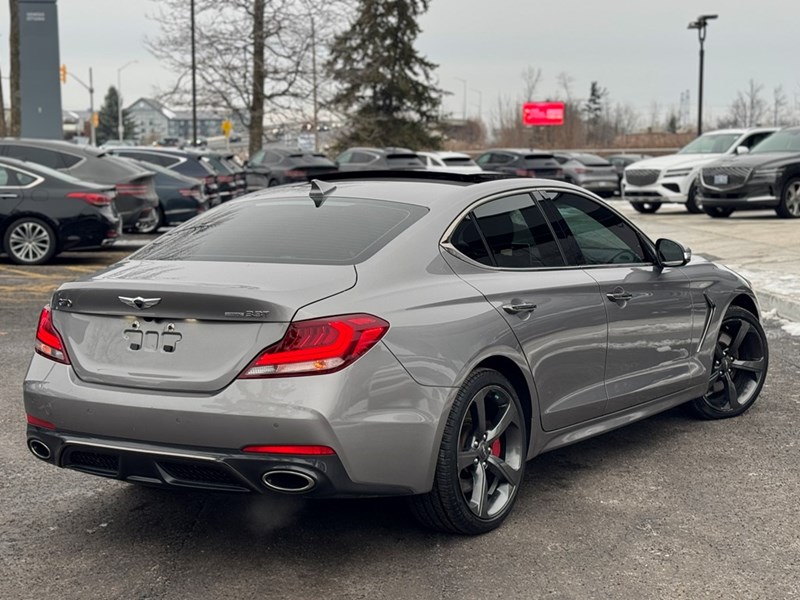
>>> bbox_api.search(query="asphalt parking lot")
[1,212,799,600]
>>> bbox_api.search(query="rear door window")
[450,194,565,268]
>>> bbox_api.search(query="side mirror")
[656,238,691,267]
[735,145,750,155]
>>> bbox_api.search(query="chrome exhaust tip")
[28,439,52,460]
[261,469,316,493]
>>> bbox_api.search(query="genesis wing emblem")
[118,296,162,310]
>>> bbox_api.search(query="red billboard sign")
[522,101,565,126]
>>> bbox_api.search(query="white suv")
[622,128,777,213]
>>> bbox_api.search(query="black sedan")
[119,158,209,234]
[698,127,800,218]
[334,147,424,172]
[107,147,222,207]
[0,139,158,232]
[246,147,338,189]
[475,149,565,180]
[0,157,120,265]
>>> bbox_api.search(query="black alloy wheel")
[630,201,661,214]
[691,306,768,419]
[267,178,280,187]
[3,217,57,265]
[135,205,164,234]
[703,206,735,218]
[410,369,526,534]
[775,178,800,219]
[685,183,704,214]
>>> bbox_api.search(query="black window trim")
[0,164,44,189]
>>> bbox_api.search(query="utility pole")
[67,68,96,145]
[310,13,319,152]
[9,0,21,136]
[688,14,718,136]
[455,77,467,120]
[117,61,136,141]
[0,65,6,136]
[191,0,198,146]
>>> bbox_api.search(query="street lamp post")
[688,14,718,136]
[117,60,137,141]
[454,77,467,121]
[65,68,96,145]
[310,13,319,152]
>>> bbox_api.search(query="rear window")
[133,197,428,265]
[443,157,477,166]
[387,154,424,167]
[574,154,611,166]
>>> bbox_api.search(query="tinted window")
[470,194,564,268]
[475,153,492,166]
[442,157,477,167]
[263,151,283,164]
[751,129,800,153]
[351,151,377,164]
[124,151,180,168]
[0,166,10,186]
[4,145,65,169]
[13,170,37,186]
[134,198,428,265]
[250,150,266,164]
[450,214,491,265]
[678,133,740,154]
[548,193,647,265]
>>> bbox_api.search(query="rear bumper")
[23,346,451,496]
[25,428,411,497]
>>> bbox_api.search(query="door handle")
[502,302,537,314]
[606,289,633,303]
[0,193,19,199]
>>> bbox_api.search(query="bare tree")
[9,0,21,136]
[772,85,789,127]
[521,66,542,101]
[147,0,352,153]
[727,79,767,127]
[648,101,661,131]
[555,71,574,103]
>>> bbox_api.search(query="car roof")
[253,171,584,211]
[0,137,106,157]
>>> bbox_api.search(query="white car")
[418,151,483,173]
[622,128,777,213]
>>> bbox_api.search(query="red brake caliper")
[490,438,502,457]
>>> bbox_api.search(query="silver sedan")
[24,174,769,534]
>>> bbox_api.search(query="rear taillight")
[67,191,113,207]
[240,314,389,378]
[284,170,305,178]
[515,169,536,177]
[27,414,56,430]
[574,167,587,174]
[218,175,234,183]
[179,187,203,199]
[556,169,564,178]
[116,183,148,197]
[35,305,69,364]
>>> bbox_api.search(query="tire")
[690,306,768,419]
[685,183,703,213]
[775,178,800,219]
[135,206,164,234]
[267,179,279,188]
[409,369,527,534]
[3,217,57,265]
[703,206,734,218]
[630,201,661,214]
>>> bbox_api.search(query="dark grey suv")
[24,172,768,534]
[0,139,158,231]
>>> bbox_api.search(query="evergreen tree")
[96,86,136,144]
[326,0,443,150]
[583,81,608,145]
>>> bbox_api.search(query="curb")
[756,289,800,323]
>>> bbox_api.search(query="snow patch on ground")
[761,308,800,336]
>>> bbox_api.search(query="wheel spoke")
[487,455,520,486]
[468,462,488,518]
[708,369,721,384]
[458,449,479,471]
[486,402,517,444]
[473,393,487,435]
[728,321,751,355]
[723,372,739,407]
[732,358,764,373]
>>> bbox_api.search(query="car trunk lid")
[51,260,357,392]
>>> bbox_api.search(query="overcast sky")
[1,0,797,127]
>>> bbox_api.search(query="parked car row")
[621,126,800,219]
[0,139,249,264]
